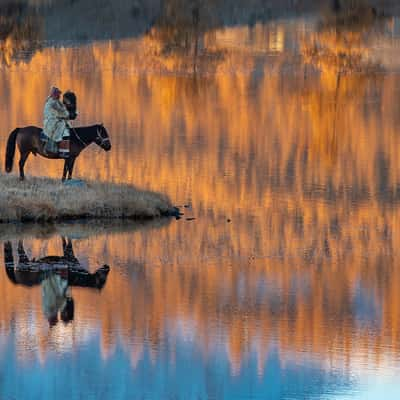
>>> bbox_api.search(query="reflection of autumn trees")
[302,0,390,75]
[146,0,226,73]
[303,72,387,167]
[1,229,400,373]
[79,231,400,372]
[0,2,43,66]
[151,0,203,50]
[1,38,400,240]
[300,4,389,168]
[0,23,399,371]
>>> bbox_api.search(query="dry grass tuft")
[0,175,176,223]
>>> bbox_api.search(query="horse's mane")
[63,91,77,120]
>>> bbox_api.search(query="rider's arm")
[49,100,70,119]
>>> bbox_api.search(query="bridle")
[71,125,110,147]
[95,126,110,147]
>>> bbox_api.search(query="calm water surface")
[1,2,400,399]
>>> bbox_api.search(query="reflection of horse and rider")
[4,238,110,327]
[4,86,112,181]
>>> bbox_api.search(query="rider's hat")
[49,86,62,97]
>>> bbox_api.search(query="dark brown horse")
[4,238,110,325]
[4,238,110,290]
[4,123,111,181]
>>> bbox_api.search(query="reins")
[71,126,88,147]
[70,124,109,147]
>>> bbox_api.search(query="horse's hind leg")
[19,151,30,181]
[4,241,14,268]
[4,242,17,284]
[62,237,78,263]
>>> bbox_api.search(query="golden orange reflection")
[1,230,399,376]
[0,19,400,374]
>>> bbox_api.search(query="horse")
[4,238,110,325]
[4,238,110,289]
[4,123,111,181]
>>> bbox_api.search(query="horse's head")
[63,91,78,120]
[94,124,111,151]
[94,264,110,289]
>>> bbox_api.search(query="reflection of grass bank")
[0,218,171,241]
[0,175,176,223]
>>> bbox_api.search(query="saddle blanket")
[40,131,53,142]
[40,131,58,154]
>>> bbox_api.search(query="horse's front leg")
[62,160,68,181]
[63,237,78,263]
[17,240,30,264]
[19,152,30,181]
[67,157,76,180]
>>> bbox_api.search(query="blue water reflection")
[1,229,394,400]
[0,336,354,400]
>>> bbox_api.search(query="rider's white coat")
[43,97,70,142]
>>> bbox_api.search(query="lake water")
[1,2,400,399]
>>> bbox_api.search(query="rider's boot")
[58,130,70,158]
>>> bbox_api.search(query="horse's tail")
[4,242,17,284]
[5,128,19,173]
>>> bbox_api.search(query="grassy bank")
[0,175,177,223]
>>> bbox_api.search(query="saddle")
[41,131,70,158]
[40,131,58,155]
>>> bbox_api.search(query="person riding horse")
[4,89,111,181]
[4,238,110,326]
[43,86,72,158]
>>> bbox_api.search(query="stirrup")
[59,150,70,159]
[58,138,70,158]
